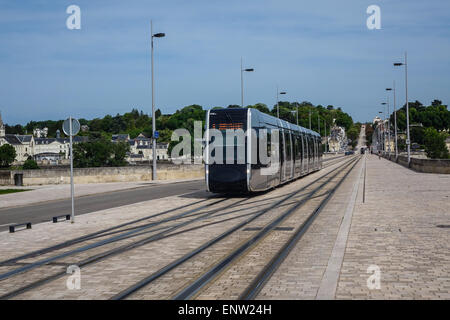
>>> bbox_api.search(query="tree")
[0,144,16,167]
[347,126,359,144]
[73,140,130,168]
[23,158,39,169]
[423,128,449,159]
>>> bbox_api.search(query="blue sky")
[0,0,449,124]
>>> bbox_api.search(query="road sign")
[406,139,410,145]
[153,131,159,139]
[63,118,80,136]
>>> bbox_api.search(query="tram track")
[111,156,360,300]
[0,155,355,300]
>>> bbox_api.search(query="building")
[34,136,88,161]
[327,125,347,152]
[125,133,169,163]
[446,136,450,153]
[0,135,35,163]
[33,127,48,138]
[0,112,4,137]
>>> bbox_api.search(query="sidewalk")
[0,178,203,209]
[336,154,450,299]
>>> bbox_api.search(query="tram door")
[280,129,287,182]
[284,132,293,180]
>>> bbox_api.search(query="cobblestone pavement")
[0,158,347,299]
[255,155,363,300]
[336,155,450,299]
[257,154,449,300]
[1,153,446,300]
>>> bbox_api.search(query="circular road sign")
[63,118,81,136]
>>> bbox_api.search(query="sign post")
[63,117,80,223]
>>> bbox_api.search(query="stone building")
[327,125,347,152]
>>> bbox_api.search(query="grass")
[0,189,31,195]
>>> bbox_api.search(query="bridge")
[0,128,448,300]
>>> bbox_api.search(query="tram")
[205,108,322,193]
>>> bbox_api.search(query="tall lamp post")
[276,87,286,118]
[386,87,393,156]
[391,81,398,157]
[381,103,387,153]
[394,52,410,164]
[151,21,165,180]
[240,58,254,107]
[378,111,383,152]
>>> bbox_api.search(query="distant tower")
[0,111,5,137]
[56,129,61,139]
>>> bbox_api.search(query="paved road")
[0,180,206,232]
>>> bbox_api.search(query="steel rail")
[112,157,357,300]
[172,156,360,300]
[0,198,230,282]
[1,156,351,299]
[0,197,252,299]
[1,155,347,268]
[0,197,214,267]
[239,156,361,299]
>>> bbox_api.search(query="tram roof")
[247,108,321,137]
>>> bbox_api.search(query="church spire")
[0,111,5,137]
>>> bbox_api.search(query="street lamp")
[276,87,286,118]
[151,21,165,180]
[386,87,394,156]
[378,111,383,152]
[240,58,254,107]
[394,51,410,164]
[381,103,387,153]
[386,88,392,156]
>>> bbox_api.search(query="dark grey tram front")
[205,108,322,194]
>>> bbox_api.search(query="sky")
[0,0,449,125]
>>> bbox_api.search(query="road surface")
[0,180,206,231]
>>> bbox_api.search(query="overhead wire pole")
[150,20,165,180]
